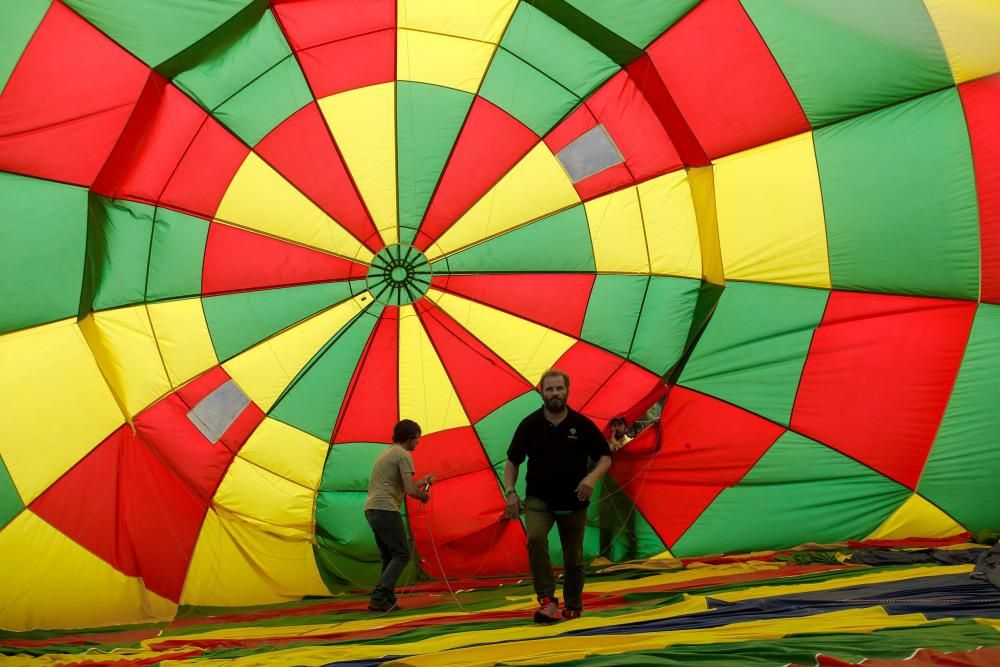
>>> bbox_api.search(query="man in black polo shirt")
[504,369,611,623]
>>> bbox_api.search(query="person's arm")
[503,459,520,518]
[575,455,610,501]
[402,471,430,503]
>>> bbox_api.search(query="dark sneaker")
[368,598,397,612]
[561,608,582,620]
[533,596,562,624]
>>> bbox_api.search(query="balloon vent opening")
[366,244,432,305]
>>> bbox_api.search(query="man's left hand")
[575,477,595,501]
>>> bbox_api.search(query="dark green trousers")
[524,496,588,610]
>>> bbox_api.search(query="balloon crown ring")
[366,244,432,306]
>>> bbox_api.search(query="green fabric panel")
[528,0,643,65]
[0,173,88,334]
[501,2,619,98]
[678,281,828,426]
[479,47,579,136]
[0,455,24,531]
[476,391,542,498]
[0,0,49,95]
[63,0,252,68]
[203,280,364,361]
[146,208,209,301]
[270,307,382,442]
[918,304,1000,531]
[213,55,313,146]
[432,205,595,274]
[816,88,979,300]
[741,0,953,127]
[315,443,418,590]
[629,276,701,375]
[86,197,155,312]
[586,476,667,563]
[580,275,647,358]
[536,620,1000,667]
[566,0,699,50]
[397,82,474,246]
[671,432,910,557]
[170,7,291,113]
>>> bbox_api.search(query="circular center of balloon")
[366,244,432,305]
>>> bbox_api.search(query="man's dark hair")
[539,368,570,391]
[610,416,627,427]
[392,419,421,444]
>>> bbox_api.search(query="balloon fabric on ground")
[1,0,999,646]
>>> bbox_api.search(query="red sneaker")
[533,596,562,624]
[562,608,582,620]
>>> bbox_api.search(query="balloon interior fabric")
[0,0,999,635]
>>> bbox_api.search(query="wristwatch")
[505,487,517,496]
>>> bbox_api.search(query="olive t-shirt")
[364,444,415,512]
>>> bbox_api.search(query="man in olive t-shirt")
[364,419,433,612]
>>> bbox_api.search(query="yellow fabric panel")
[0,320,124,503]
[319,84,398,247]
[713,564,974,603]
[180,506,328,607]
[398,0,518,43]
[583,560,783,595]
[687,166,724,285]
[0,511,176,631]
[146,298,218,388]
[78,306,172,418]
[213,456,316,540]
[639,171,701,279]
[223,295,369,411]
[426,142,580,260]
[714,132,830,289]
[398,305,470,433]
[215,153,374,262]
[924,0,1000,83]
[239,417,328,490]
[584,186,650,274]
[426,289,574,385]
[397,30,495,93]
[865,493,967,540]
[388,608,933,666]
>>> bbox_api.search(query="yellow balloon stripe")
[223,294,371,412]
[425,288,574,386]
[239,417,328,490]
[427,142,580,260]
[398,305,470,434]
[319,84,398,247]
[0,511,175,631]
[216,153,374,263]
[585,186,651,274]
[397,30,496,94]
[714,131,830,289]
[923,0,1000,84]
[147,298,219,389]
[638,170,702,279]
[865,493,967,540]
[398,0,518,43]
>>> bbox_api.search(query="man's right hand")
[504,492,520,519]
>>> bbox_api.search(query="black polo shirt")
[507,408,611,512]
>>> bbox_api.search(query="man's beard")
[544,396,565,411]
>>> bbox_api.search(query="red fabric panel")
[92,75,208,204]
[415,97,539,251]
[791,292,977,489]
[31,424,207,602]
[587,69,684,181]
[645,0,810,159]
[626,387,785,547]
[430,273,594,337]
[159,117,249,219]
[202,222,366,295]
[272,0,395,51]
[552,342,625,409]
[31,425,139,576]
[580,361,662,430]
[255,102,381,251]
[572,165,634,201]
[298,30,395,98]
[959,74,1000,304]
[543,103,598,154]
[333,307,399,443]
[407,436,528,578]
[0,2,149,186]
[175,366,231,408]
[414,300,533,422]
